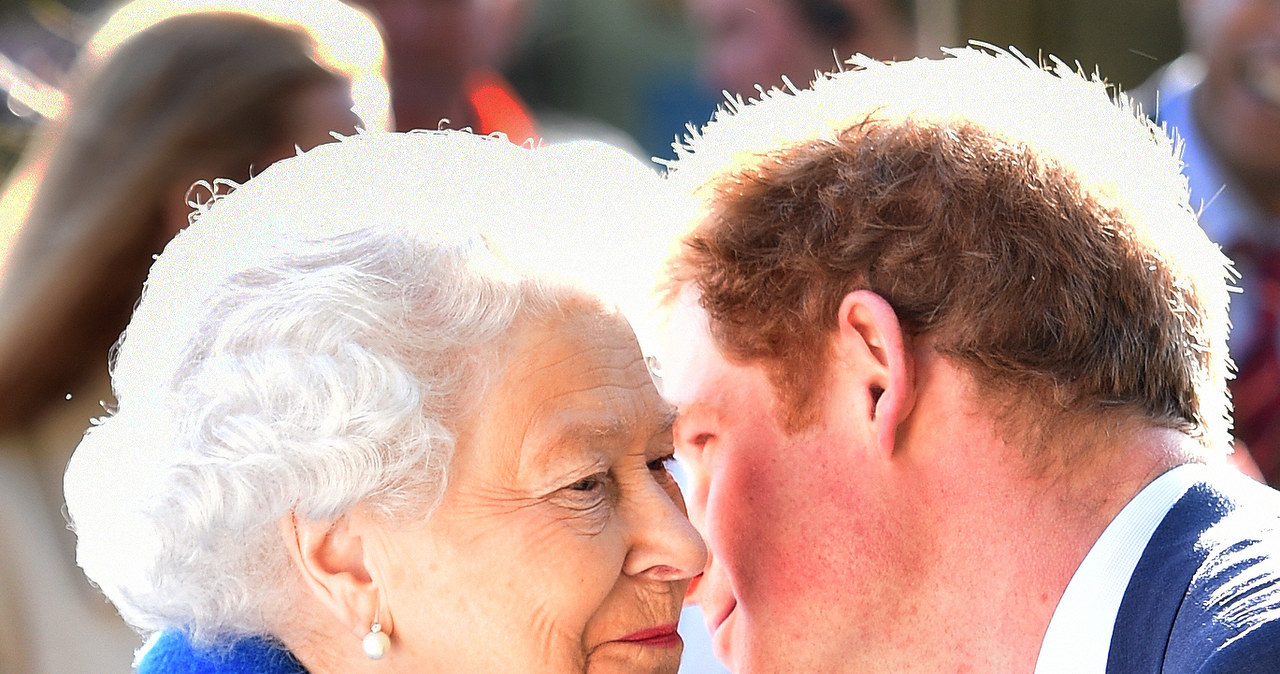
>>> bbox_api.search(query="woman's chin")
[585,639,685,674]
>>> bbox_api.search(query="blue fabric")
[1107,470,1280,673]
[136,631,307,674]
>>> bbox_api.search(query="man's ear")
[280,510,389,641]
[834,290,914,455]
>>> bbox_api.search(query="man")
[1136,0,1280,484]
[657,48,1280,673]
[686,0,915,100]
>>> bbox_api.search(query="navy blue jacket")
[1108,469,1280,673]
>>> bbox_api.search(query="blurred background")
[0,0,1187,167]
[0,1,1197,672]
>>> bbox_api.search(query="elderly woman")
[63,130,705,672]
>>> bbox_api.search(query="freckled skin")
[372,303,705,672]
[664,297,909,673]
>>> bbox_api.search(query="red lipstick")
[614,623,683,648]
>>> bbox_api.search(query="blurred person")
[349,0,539,142]
[64,129,706,673]
[658,48,1280,673]
[685,0,915,100]
[351,0,644,157]
[0,2,386,671]
[1136,0,1280,485]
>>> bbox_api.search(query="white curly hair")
[63,129,676,645]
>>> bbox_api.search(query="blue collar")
[136,631,307,674]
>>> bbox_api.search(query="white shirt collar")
[1033,463,1203,674]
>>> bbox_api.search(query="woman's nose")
[622,478,709,582]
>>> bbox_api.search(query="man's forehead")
[656,288,721,406]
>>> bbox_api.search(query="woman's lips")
[613,622,683,648]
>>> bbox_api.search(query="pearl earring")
[362,621,390,660]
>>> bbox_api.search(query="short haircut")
[661,48,1232,456]
[63,130,669,645]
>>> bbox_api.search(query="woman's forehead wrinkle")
[653,404,678,434]
[486,306,665,482]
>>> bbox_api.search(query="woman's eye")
[557,472,613,515]
[568,475,605,492]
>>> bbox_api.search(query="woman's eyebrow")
[654,405,678,440]
[537,406,676,449]
[544,416,630,446]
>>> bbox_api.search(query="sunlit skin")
[661,287,1198,672]
[367,302,707,672]
[661,294,884,673]
[1184,0,1280,213]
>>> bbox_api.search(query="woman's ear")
[279,510,388,641]
[834,290,915,455]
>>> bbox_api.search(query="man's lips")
[706,599,738,664]
[613,623,683,648]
